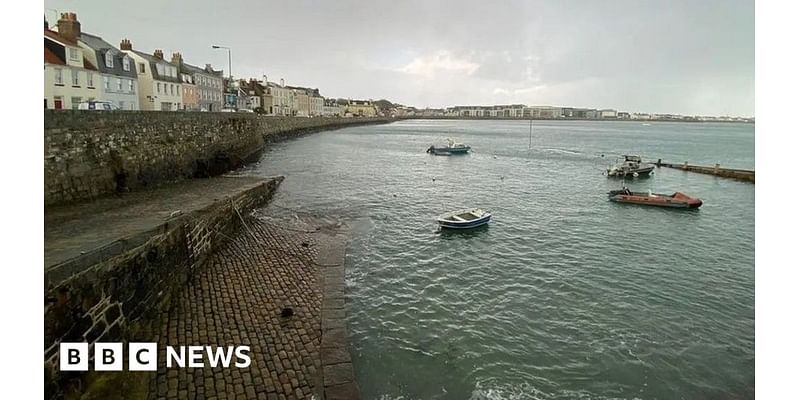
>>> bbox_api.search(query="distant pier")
[655,159,755,183]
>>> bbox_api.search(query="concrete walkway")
[44,175,271,270]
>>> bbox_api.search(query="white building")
[121,41,182,111]
[44,15,100,110]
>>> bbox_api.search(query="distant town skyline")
[43,0,754,117]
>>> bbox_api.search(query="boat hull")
[608,191,703,209]
[607,165,655,178]
[427,146,471,155]
[438,214,492,229]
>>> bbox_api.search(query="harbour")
[249,119,755,399]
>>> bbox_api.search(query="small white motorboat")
[436,208,492,229]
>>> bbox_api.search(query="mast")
[528,118,532,149]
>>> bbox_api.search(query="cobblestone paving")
[149,216,331,400]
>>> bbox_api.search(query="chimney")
[119,38,132,50]
[263,75,268,84]
[171,52,183,65]
[57,12,81,41]
[280,78,285,87]
[153,49,164,60]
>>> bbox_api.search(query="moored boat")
[437,208,491,229]
[427,138,471,155]
[608,188,703,209]
[606,155,654,178]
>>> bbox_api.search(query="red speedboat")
[608,188,703,209]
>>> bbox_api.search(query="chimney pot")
[154,49,164,60]
[119,38,132,50]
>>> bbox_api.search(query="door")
[54,97,63,109]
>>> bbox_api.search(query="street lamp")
[211,45,232,82]
[212,45,233,109]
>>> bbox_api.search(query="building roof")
[128,50,181,83]
[44,47,64,64]
[44,29,76,46]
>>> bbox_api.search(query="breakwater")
[655,159,755,183]
[44,111,393,206]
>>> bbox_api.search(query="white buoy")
[633,172,639,178]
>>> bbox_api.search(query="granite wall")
[44,111,391,206]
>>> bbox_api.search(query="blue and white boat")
[437,208,492,229]
[427,138,471,155]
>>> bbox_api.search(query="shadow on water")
[437,224,491,240]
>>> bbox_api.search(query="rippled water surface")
[247,120,755,399]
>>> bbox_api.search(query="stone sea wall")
[44,177,282,399]
[44,111,392,206]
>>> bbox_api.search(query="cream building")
[121,41,182,111]
[44,15,100,109]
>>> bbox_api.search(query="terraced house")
[173,54,224,112]
[120,40,182,111]
[77,30,139,110]
[44,14,98,109]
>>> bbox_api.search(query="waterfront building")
[171,54,200,111]
[266,79,295,116]
[631,113,652,120]
[240,79,266,111]
[322,99,342,116]
[310,92,324,116]
[58,13,140,110]
[344,100,377,117]
[290,87,310,117]
[617,112,631,119]
[171,53,223,112]
[522,106,563,119]
[44,14,100,109]
[121,41,182,111]
[599,109,618,119]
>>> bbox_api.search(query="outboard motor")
[426,145,435,153]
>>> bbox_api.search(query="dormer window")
[68,48,79,61]
[122,57,130,71]
[105,52,114,68]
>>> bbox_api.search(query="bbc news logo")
[59,343,251,371]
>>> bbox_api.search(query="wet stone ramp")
[150,216,354,400]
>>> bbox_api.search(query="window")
[69,48,79,61]
[72,70,79,86]
[156,64,164,76]
[117,78,123,91]
[71,96,81,109]
[123,57,130,71]
[138,63,145,74]
[104,76,110,90]
[87,73,94,87]
[170,84,174,95]
[157,82,161,94]
[54,68,63,85]
[105,52,114,68]
[128,79,135,93]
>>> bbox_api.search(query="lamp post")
[211,45,232,81]
[212,45,232,109]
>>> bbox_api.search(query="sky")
[43,0,754,116]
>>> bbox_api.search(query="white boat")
[436,208,492,229]
[606,155,655,178]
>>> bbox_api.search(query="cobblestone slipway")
[148,214,358,400]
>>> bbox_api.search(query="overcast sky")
[44,0,754,116]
